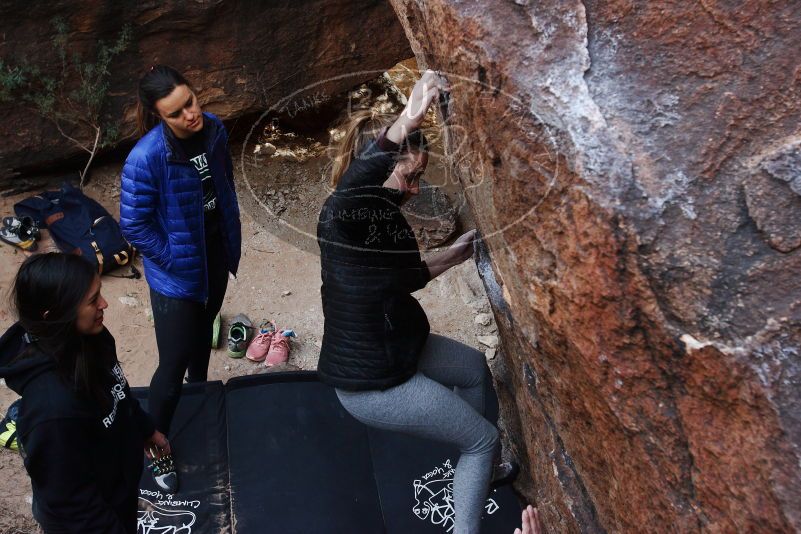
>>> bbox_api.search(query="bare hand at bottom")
[514,505,542,534]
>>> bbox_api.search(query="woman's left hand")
[144,430,171,459]
[425,229,477,279]
[448,229,477,265]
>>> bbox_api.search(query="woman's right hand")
[387,69,449,144]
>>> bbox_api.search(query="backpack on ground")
[14,183,140,278]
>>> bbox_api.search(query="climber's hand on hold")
[448,229,476,265]
[387,69,449,144]
[424,229,477,279]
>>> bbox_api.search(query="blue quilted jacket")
[120,112,241,302]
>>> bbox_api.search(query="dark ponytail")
[136,65,192,137]
[12,253,114,407]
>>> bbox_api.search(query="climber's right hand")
[387,69,449,143]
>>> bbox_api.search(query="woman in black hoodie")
[0,253,169,534]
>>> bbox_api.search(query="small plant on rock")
[0,17,132,188]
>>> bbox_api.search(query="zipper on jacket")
[384,313,394,330]
[198,120,222,304]
[204,125,232,287]
[168,159,210,304]
[166,120,230,304]
[199,195,209,305]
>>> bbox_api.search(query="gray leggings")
[336,334,499,534]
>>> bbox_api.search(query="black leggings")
[148,242,228,435]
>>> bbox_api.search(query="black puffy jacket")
[317,136,431,390]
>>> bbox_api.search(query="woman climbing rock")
[317,70,517,534]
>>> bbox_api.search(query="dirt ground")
[0,129,498,531]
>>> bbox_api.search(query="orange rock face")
[388,1,801,532]
[0,0,410,179]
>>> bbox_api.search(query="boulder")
[389,1,801,532]
[402,178,459,249]
[0,0,411,180]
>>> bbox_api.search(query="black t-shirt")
[179,132,220,235]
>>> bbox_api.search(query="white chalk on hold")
[680,334,714,353]
[477,335,499,349]
[485,348,497,360]
[281,290,292,297]
[474,313,492,326]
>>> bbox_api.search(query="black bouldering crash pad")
[134,371,522,534]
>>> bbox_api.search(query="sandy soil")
[0,135,497,531]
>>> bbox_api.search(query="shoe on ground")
[211,312,221,349]
[227,314,253,358]
[265,329,295,367]
[0,223,37,251]
[490,460,519,489]
[3,216,39,235]
[246,321,276,362]
[149,452,179,493]
[258,321,276,335]
[3,216,40,238]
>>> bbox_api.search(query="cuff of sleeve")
[377,128,400,153]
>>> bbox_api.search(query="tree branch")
[54,120,93,154]
[79,125,101,189]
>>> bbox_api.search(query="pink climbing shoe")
[246,321,276,362]
[265,329,294,367]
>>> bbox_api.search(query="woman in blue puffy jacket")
[119,65,242,492]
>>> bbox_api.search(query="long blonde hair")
[329,109,395,187]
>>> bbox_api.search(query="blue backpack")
[14,183,140,278]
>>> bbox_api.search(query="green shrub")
[0,17,132,187]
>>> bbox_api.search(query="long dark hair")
[136,64,193,137]
[13,253,114,407]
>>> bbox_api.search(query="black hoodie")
[0,323,154,534]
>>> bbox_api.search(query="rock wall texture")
[0,0,410,179]
[388,1,801,532]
